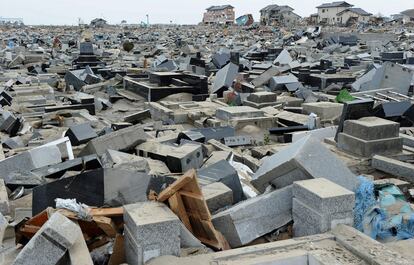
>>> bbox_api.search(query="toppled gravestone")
[352,62,413,95]
[124,202,181,265]
[32,168,151,215]
[13,212,92,265]
[136,142,203,173]
[65,123,98,146]
[198,160,244,203]
[0,145,62,185]
[30,154,101,179]
[101,149,150,172]
[212,62,239,97]
[251,136,358,192]
[201,182,233,213]
[372,155,414,183]
[79,124,150,156]
[292,178,355,237]
[212,186,292,248]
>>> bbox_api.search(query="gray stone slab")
[65,123,98,146]
[13,212,81,265]
[251,66,281,87]
[292,178,355,215]
[124,202,180,265]
[246,92,277,104]
[252,136,358,193]
[269,74,299,91]
[212,62,239,95]
[273,49,293,65]
[136,142,203,173]
[332,224,413,265]
[212,186,292,247]
[198,160,243,203]
[179,223,204,248]
[0,179,10,215]
[372,155,414,183]
[101,149,149,172]
[202,182,233,213]
[290,126,338,143]
[216,106,264,121]
[302,102,343,121]
[0,145,62,184]
[80,124,150,156]
[0,213,7,243]
[292,198,354,237]
[202,151,231,168]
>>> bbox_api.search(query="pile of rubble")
[1,23,414,264]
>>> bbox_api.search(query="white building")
[316,1,353,24]
[316,2,371,25]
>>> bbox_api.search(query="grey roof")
[206,5,234,11]
[401,9,414,18]
[337,8,372,16]
[260,5,294,13]
[91,18,107,23]
[316,1,353,9]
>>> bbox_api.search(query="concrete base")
[302,102,343,122]
[147,225,413,265]
[338,133,402,157]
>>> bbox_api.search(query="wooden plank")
[26,210,49,227]
[90,207,124,217]
[168,193,193,233]
[157,169,230,250]
[20,225,41,237]
[108,234,126,265]
[157,169,195,202]
[56,209,79,219]
[179,191,210,220]
[93,216,117,238]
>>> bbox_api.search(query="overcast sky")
[0,0,412,25]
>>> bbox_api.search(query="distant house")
[336,8,372,25]
[309,14,319,24]
[316,2,371,25]
[390,14,404,21]
[260,5,301,26]
[90,18,107,28]
[203,5,235,25]
[401,9,414,24]
[317,1,353,24]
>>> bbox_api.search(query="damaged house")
[260,5,301,26]
[401,9,414,24]
[90,18,107,28]
[317,1,353,25]
[336,8,372,25]
[203,5,235,25]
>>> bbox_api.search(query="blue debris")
[354,175,414,241]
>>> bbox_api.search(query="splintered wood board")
[157,169,230,250]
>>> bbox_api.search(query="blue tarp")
[354,176,414,241]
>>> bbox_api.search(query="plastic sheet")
[55,198,92,221]
[354,176,414,241]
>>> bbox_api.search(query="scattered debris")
[1,6,414,265]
